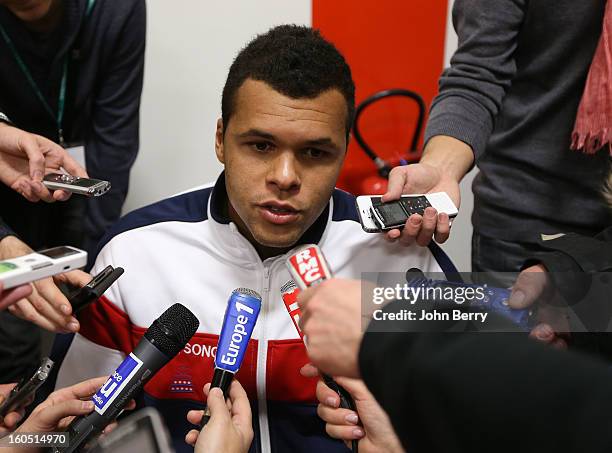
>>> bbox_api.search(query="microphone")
[55,303,199,453]
[200,288,261,428]
[280,280,303,341]
[285,245,359,453]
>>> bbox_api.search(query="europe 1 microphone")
[285,245,359,453]
[200,288,261,428]
[54,303,199,453]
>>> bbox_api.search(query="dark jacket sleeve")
[524,228,612,276]
[83,0,146,251]
[0,215,15,241]
[521,228,612,356]
[424,0,526,158]
[0,110,11,125]
[359,323,612,453]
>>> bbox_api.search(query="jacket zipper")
[257,262,271,453]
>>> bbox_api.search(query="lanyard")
[0,0,96,147]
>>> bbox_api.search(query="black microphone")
[200,288,261,428]
[54,303,199,453]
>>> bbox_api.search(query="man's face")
[0,0,54,22]
[216,79,348,256]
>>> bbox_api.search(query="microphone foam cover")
[144,303,200,357]
[280,280,298,294]
[233,288,262,301]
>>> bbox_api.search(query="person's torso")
[473,0,612,242]
[83,182,451,452]
[0,0,138,143]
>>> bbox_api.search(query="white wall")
[124,0,474,271]
[123,0,311,211]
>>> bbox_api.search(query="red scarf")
[571,0,612,155]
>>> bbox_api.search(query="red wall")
[313,0,449,194]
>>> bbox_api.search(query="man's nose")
[267,151,301,193]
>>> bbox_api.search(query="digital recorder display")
[375,202,407,226]
[39,246,79,260]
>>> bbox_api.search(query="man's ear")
[215,118,225,164]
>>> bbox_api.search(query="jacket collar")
[207,172,331,264]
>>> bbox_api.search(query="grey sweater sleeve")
[424,0,526,159]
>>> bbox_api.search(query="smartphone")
[85,407,174,453]
[0,246,87,289]
[356,193,458,233]
[43,173,111,197]
[0,357,54,417]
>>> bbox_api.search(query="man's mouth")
[258,202,301,225]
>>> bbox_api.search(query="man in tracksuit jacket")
[55,25,456,452]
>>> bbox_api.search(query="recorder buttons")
[30,261,53,271]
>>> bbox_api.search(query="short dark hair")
[221,25,355,140]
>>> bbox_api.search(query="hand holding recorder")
[0,281,32,312]
[0,122,88,202]
[510,264,569,348]
[0,357,54,428]
[378,161,462,246]
[0,383,27,434]
[0,239,88,332]
[42,174,111,198]
[356,192,457,235]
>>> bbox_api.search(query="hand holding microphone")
[55,303,199,452]
[301,367,404,453]
[199,288,261,428]
[285,245,360,453]
[293,279,365,379]
[15,376,132,437]
[286,245,363,378]
[186,381,253,453]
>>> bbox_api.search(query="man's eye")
[304,148,326,159]
[252,142,272,152]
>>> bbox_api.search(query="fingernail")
[509,290,524,306]
[426,208,436,218]
[537,325,553,339]
[439,213,448,222]
[83,401,94,410]
[69,321,80,332]
[61,305,71,315]
[325,397,338,407]
[410,216,422,226]
[345,413,359,424]
[352,428,364,438]
[32,171,42,181]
